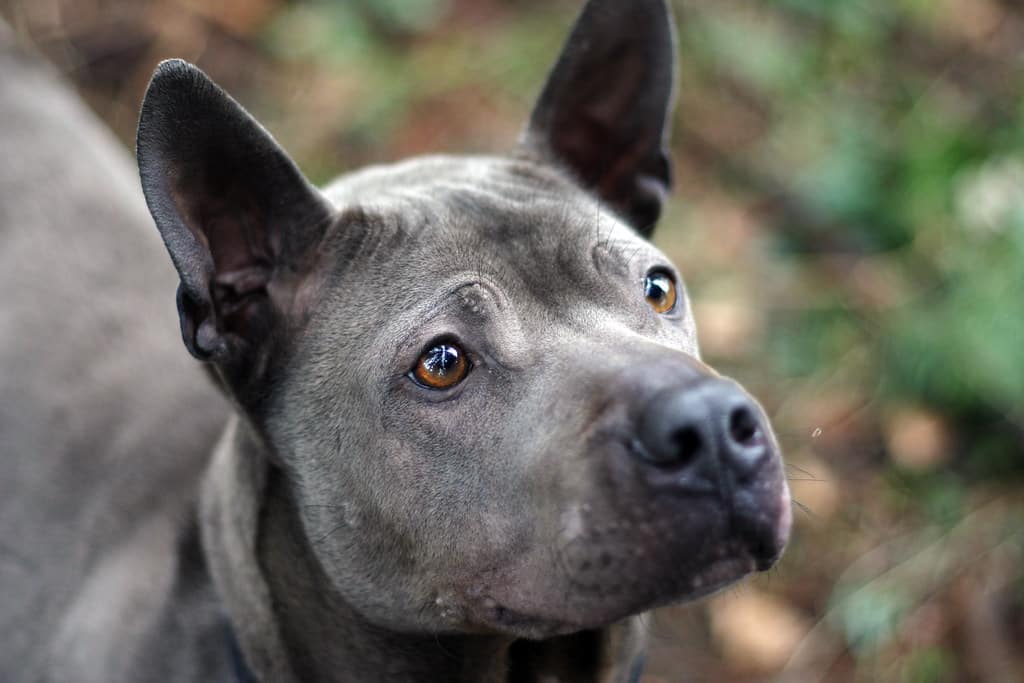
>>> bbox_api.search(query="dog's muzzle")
[630,377,788,569]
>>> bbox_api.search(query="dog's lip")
[466,597,589,638]
[738,481,793,571]
[464,553,758,638]
[680,554,758,599]
[761,485,793,569]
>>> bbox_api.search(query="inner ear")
[522,0,677,236]
[183,187,273,344]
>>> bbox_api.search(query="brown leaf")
[884,406,953,471]
[707,590,809,674]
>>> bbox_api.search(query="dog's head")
[137,0,790,640]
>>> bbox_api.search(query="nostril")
[724,404,771,478]
[670,426,703,468]
[728,406,761,447]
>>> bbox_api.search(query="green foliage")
[886,471,966,528]
[900,647,958,683]
[830,583,911,655]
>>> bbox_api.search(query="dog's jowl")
[0,0,790,681]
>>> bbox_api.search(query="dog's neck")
[199,416,298,681]
[199,416,514,683]
[262,474,515,682]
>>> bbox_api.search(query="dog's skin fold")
[0,1,791,681]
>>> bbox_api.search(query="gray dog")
[0,0,791,681]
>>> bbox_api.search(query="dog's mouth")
[465,550,760,639]
[461,484,792,639]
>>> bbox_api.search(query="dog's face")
[138,0,790,640]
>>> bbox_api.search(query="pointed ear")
[137,60,332,395]
[523,0,676,237]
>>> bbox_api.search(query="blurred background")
[1,0,1021,680]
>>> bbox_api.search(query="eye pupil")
[413,342,469,389]
[645,278,667,300]
[425,345,459,374]
[643,271,677,314]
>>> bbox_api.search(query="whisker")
[312,522,349,546]
[791,499,817,519]
[785,462,816,478]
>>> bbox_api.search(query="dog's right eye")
[410,341,469,390]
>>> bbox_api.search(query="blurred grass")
[1,0,1022,680]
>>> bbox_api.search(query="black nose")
[634,379,771,493]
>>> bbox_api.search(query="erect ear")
[522,0,676,237]
[137,60,332,395]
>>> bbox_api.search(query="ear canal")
[522,0,677,237]
[137,60,332,384]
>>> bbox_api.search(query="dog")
[0,0,791,680]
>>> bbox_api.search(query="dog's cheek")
[363,435,552,625]
[264,393,439,627]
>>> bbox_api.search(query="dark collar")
[628,654,646,683]
[225,621,259,683]
[224,620,645,683]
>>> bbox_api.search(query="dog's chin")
[463,550,761,640]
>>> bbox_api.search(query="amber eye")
[412,342,469,389]
[643,270,677,314]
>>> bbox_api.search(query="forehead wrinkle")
[321,203,426,278]
[467,213,623,323]
[319,163,651,332]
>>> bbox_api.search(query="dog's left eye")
[643,270,677,314]
[411,341,469,390]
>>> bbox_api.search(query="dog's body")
[0,2,791,681]
[0,21,234,681]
